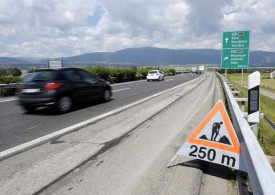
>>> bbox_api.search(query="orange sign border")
[188,101,240,154]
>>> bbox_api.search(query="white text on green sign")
[221,49,249,69]
[223,31,250,49]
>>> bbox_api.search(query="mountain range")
[0,47,275,67]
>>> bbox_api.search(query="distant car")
[195,69,201,74]
[17,68,112,113]
[147,70,165,81]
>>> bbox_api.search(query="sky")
[0,0,274,58]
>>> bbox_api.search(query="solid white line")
[113,88,130,92]
[0,75,204,159]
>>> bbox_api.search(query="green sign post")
[221,31,250,69]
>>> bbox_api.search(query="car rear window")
[26,71,58,82]
[63,70,83,81]
[149,71,158,74]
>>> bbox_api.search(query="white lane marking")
[0,75,204,159]
[27,126,39,130]
[111,80,145,86]
[165,79,174,81]
[113,88,130,92]
[0,98,18,103]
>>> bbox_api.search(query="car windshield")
[26,71,57,82]
[149,71,158,74]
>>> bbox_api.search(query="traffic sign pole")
[241,69,244,87]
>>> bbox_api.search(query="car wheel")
[102,89,111,102]
[158,77,161,81]
[23,106,36,113]
[57,96,72,113]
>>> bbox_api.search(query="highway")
[0,73,200,152]
[0,72,237,194]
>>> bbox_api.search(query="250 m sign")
[189,145,237,168]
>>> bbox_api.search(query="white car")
[147,70,165,81]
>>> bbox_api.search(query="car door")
[77,70,103,100]
[62,69,92,101]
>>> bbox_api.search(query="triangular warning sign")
[188,101,240,153]
[175,101,241,169]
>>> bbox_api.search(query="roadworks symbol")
[175,101,241,170]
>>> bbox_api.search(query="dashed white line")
[111,80,145,86]
[27,126,39,130]
[165,79,174,81]
[113,88,130,92]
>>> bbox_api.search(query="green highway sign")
[222,49,249,69]
[221,31,250,69]
[223,31,250,49]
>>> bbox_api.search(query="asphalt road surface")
[0,72,237,195]
[0,73,201,152]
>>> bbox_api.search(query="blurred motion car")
[17,68,112,113]
[146,70,164,81]
[21,72,34,82]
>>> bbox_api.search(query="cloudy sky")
[0,0,274,58]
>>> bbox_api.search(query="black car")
[17,68,112,113]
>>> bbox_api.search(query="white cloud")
[0,0,275,57]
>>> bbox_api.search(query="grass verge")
[227,73,275,93]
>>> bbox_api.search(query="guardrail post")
[241,101,245,112]
[251,123,258,138]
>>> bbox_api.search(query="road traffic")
[0,73,200,152]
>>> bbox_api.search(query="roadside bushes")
[0,76,22,97]
[168,68,176,76]
[86,66,110,80]
[136,67,151,79]
[85,66,138,83]
[0,68,22,76]
[110,67,137,82]
[0,76,22,84]
[85,66,177,82]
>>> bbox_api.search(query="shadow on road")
[22,99,114,116]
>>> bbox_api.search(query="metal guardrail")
[217,73,275,195]
[227,79,275,130]
[264,115,275,130]
[0,83,18,89]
